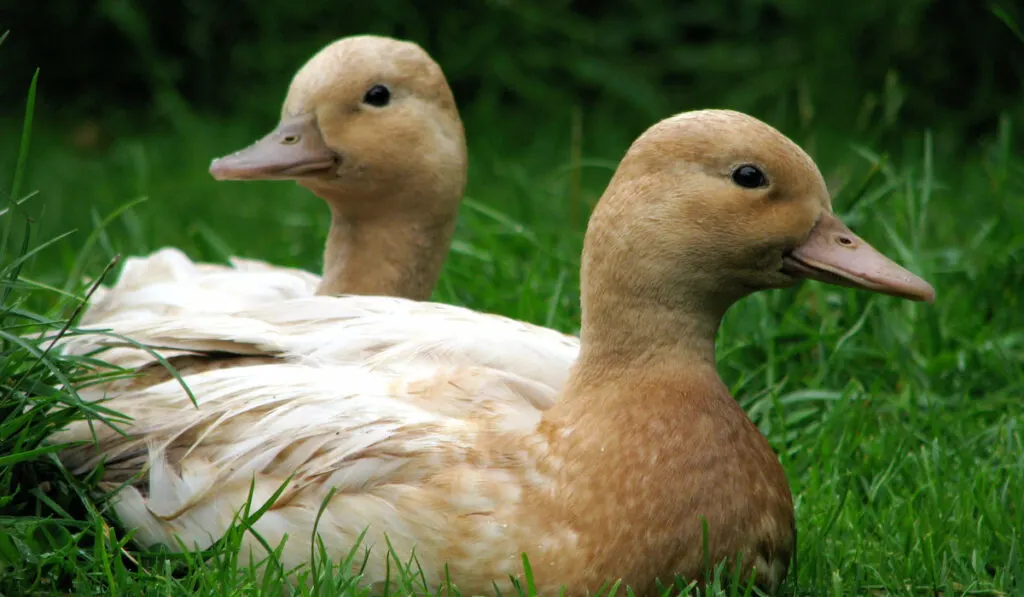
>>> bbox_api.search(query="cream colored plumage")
[81,248,321,325]
[56,109,935,596]
[64,294,580,395]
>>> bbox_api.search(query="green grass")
[1,95,1022,595]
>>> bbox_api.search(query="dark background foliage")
[3,0,1023,150]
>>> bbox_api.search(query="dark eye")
[362,84,391,107]
[731,164,768,189]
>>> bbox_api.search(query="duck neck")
[316,199,456,300]
[543,287,731,431]
[574,288,726,379]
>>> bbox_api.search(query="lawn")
[1,83,1022,594]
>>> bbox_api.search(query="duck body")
[59,347,790,595]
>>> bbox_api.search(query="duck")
[54,109,935,595]
[78,34,468,328]
[62,39,578,390]
[67,34,484,372]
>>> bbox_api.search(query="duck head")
[209,34,467,224]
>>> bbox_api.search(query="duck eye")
[731,164,768,189]
[362,84,391,107]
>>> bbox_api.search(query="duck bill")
[782,213,935,302]
[209,114,337,181]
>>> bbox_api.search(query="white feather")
[54,359,557,588]
[79,247,321,326]
[63,294,581,393]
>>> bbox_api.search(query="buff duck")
[79,34,467,327]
